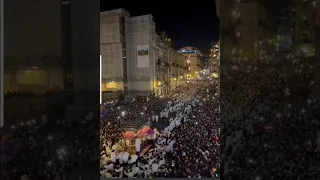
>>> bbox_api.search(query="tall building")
[4,0,63,94]
[218,0,277,61]
[100,9,156,98]
[3,0,100,124]
[177,46,204,78]
[100,9,129,96]
[169,48,188,90]
[101,9,187,98]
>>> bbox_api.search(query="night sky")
[100,0,219,54]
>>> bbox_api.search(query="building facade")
[293,0,316,57]
[4,0,64,94]
[178,46,204,78]
[100,9,129,95]
[218,0,277,61]
[203,55,211,74]
[169,48,188,90]
[100,9,189,98]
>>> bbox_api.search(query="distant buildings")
[203,55,211,74]
[210,41,220,75]
[177,46,204,78]
[100,9,188,98]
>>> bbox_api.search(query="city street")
[100,76,220,178]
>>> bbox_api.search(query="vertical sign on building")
[0,0,3,128]
[137,45,150,68]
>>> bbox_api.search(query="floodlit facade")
[178,46,204,78]
[100,9,129,94]
[154,34,170,96]
[127,15,157,97]
[101,9,174,98]
[169,48,188,90]
[100,9,189,98]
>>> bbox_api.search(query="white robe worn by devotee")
[115,166,123,172]
[128,155,138,164]
[175,118,181,127]
[165,145,171,152]
[156,115,159,122]
[21,175,28,180]
[144,169,152,177]
[132,166,139,175]
[111,152,116,162]
[123,152,129,163]
[117,152,123,164]
[124,171,134,178]
[105,163,114,170]
[104,172,112,178]
[148,158,156,165]
[100,169,108,176]
[159,159,165,167]
[135,138,141,152]
[152,163,159,173]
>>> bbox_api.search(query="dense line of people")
[100,77,220,178]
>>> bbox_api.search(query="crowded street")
[100,76,220,178]
[222,51,320,179]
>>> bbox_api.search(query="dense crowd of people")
[222,50,320,179]
[2,45,320,179]
[100,77,220,178]
[1,112,99,179]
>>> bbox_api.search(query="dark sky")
[100,0,219,54]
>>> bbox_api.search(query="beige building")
[101,9,186,98]
[154,33,170,96]
[169,48,188,90]
[218,0,277,61]
[178,46,204,78]
[100,9,129,94]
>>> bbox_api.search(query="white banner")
[137,45,149,68]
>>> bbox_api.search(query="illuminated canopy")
[178,46,202,54]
